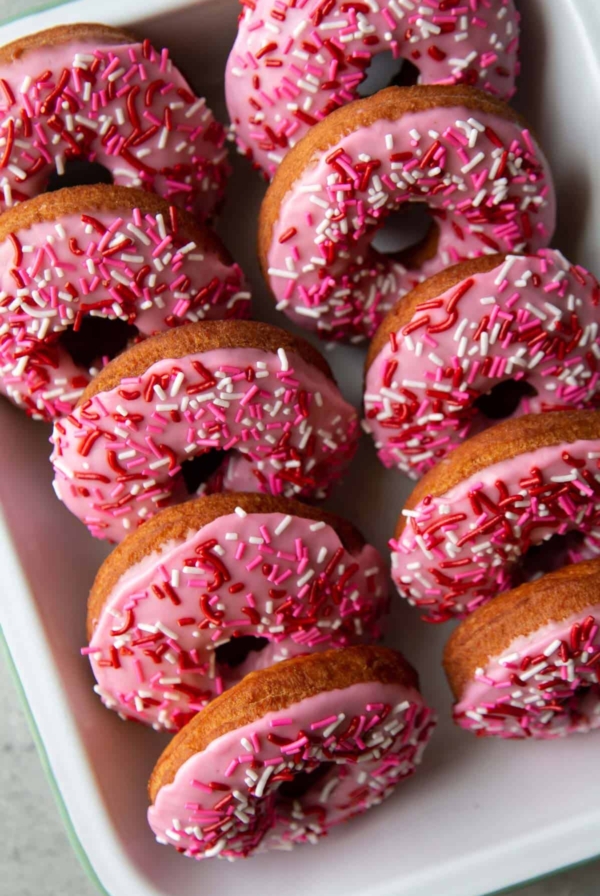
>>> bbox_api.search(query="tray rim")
[1,0,600,893]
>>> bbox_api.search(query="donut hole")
[372,203,437,264]
[181,451,227,494]
[563,686,600,729]
[58,316,139,370]
[45,158,113,192]
[474,379,539,421]
[520,531,586,582]
[214,635,269,669]
[278,762,335,800]
[357,51,420,98]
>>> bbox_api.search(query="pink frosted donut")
[391,411,600,622]
[0,185,250,422]
[364,251,600,478]
[0,24,228,219]
[85,493,389,731]
[445,559,600,739]
[147,646,436,857]
[51,321,360,542]
[258,85,555,343]
[226,0,520,176]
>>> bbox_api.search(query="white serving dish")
[1,0,599,894]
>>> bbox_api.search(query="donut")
[0,24,228,219]
[51,320,360,542]
[258,85,555,344]
[390,410,600,623]
[85,492,389,731]
[364,251,600,478]
[147,645,435,857]
[0,184,250,421]
[226,0,520,177]
[444,559,600,739]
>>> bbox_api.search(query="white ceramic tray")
[1,1,600,894]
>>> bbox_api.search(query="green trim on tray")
[486,855,600,896]
[0,628,110,896]
[0,0,75,27]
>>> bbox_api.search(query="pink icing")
[364,251,600,478]
[0,203,250,421]
[390,435,600,622]
[147,678,435,857]
[51,346,359,541]
[226,0,520,176]
[454,604,600,738]
[87,508,388,730]
[0,37,228,219]
[266,102,555,342]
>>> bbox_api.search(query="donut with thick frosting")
[227,0,520,177]
[147,645,436,857]
[391,411,600,622]
[444,559,600,739]
[51,320,360,542]
[364,251,600,478]
[0,184,250,421]
[85,492,389,731]
[258,85,555,344]
[0,24,228,219]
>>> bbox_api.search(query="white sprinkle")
[275,515,292,535]
[156,621,178,640]
[323,713,345,737]
[543,639,562,657]
[461,151,485,174]
[297,569,315,587]
[254,765,274,798]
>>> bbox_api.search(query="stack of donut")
[7,0,598,869]
[0,23,254,421]
[225,0,600,747]
[0,21,438,861]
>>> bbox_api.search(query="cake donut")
[0,24,228,219]
[364,251,600,478]
[0,184,250,421]
[258,85,555,344]
[148,645,435,857]
[51,320,359,542]
[227,0,520,177]
[85,492,389,731]
[444,559,600,739]
[391,410,600,623]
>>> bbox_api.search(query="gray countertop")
[1,652,598,896]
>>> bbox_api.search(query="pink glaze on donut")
[0,37,228,218]
[148,679,435,857]
[391,437,600,622]
[265,102,555,343]
[454,606,600,738]
[51,347,359,541]
[87,508,388,730]
[0,204,250,421]
[226,0,520,176]
[364,251,600,478]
